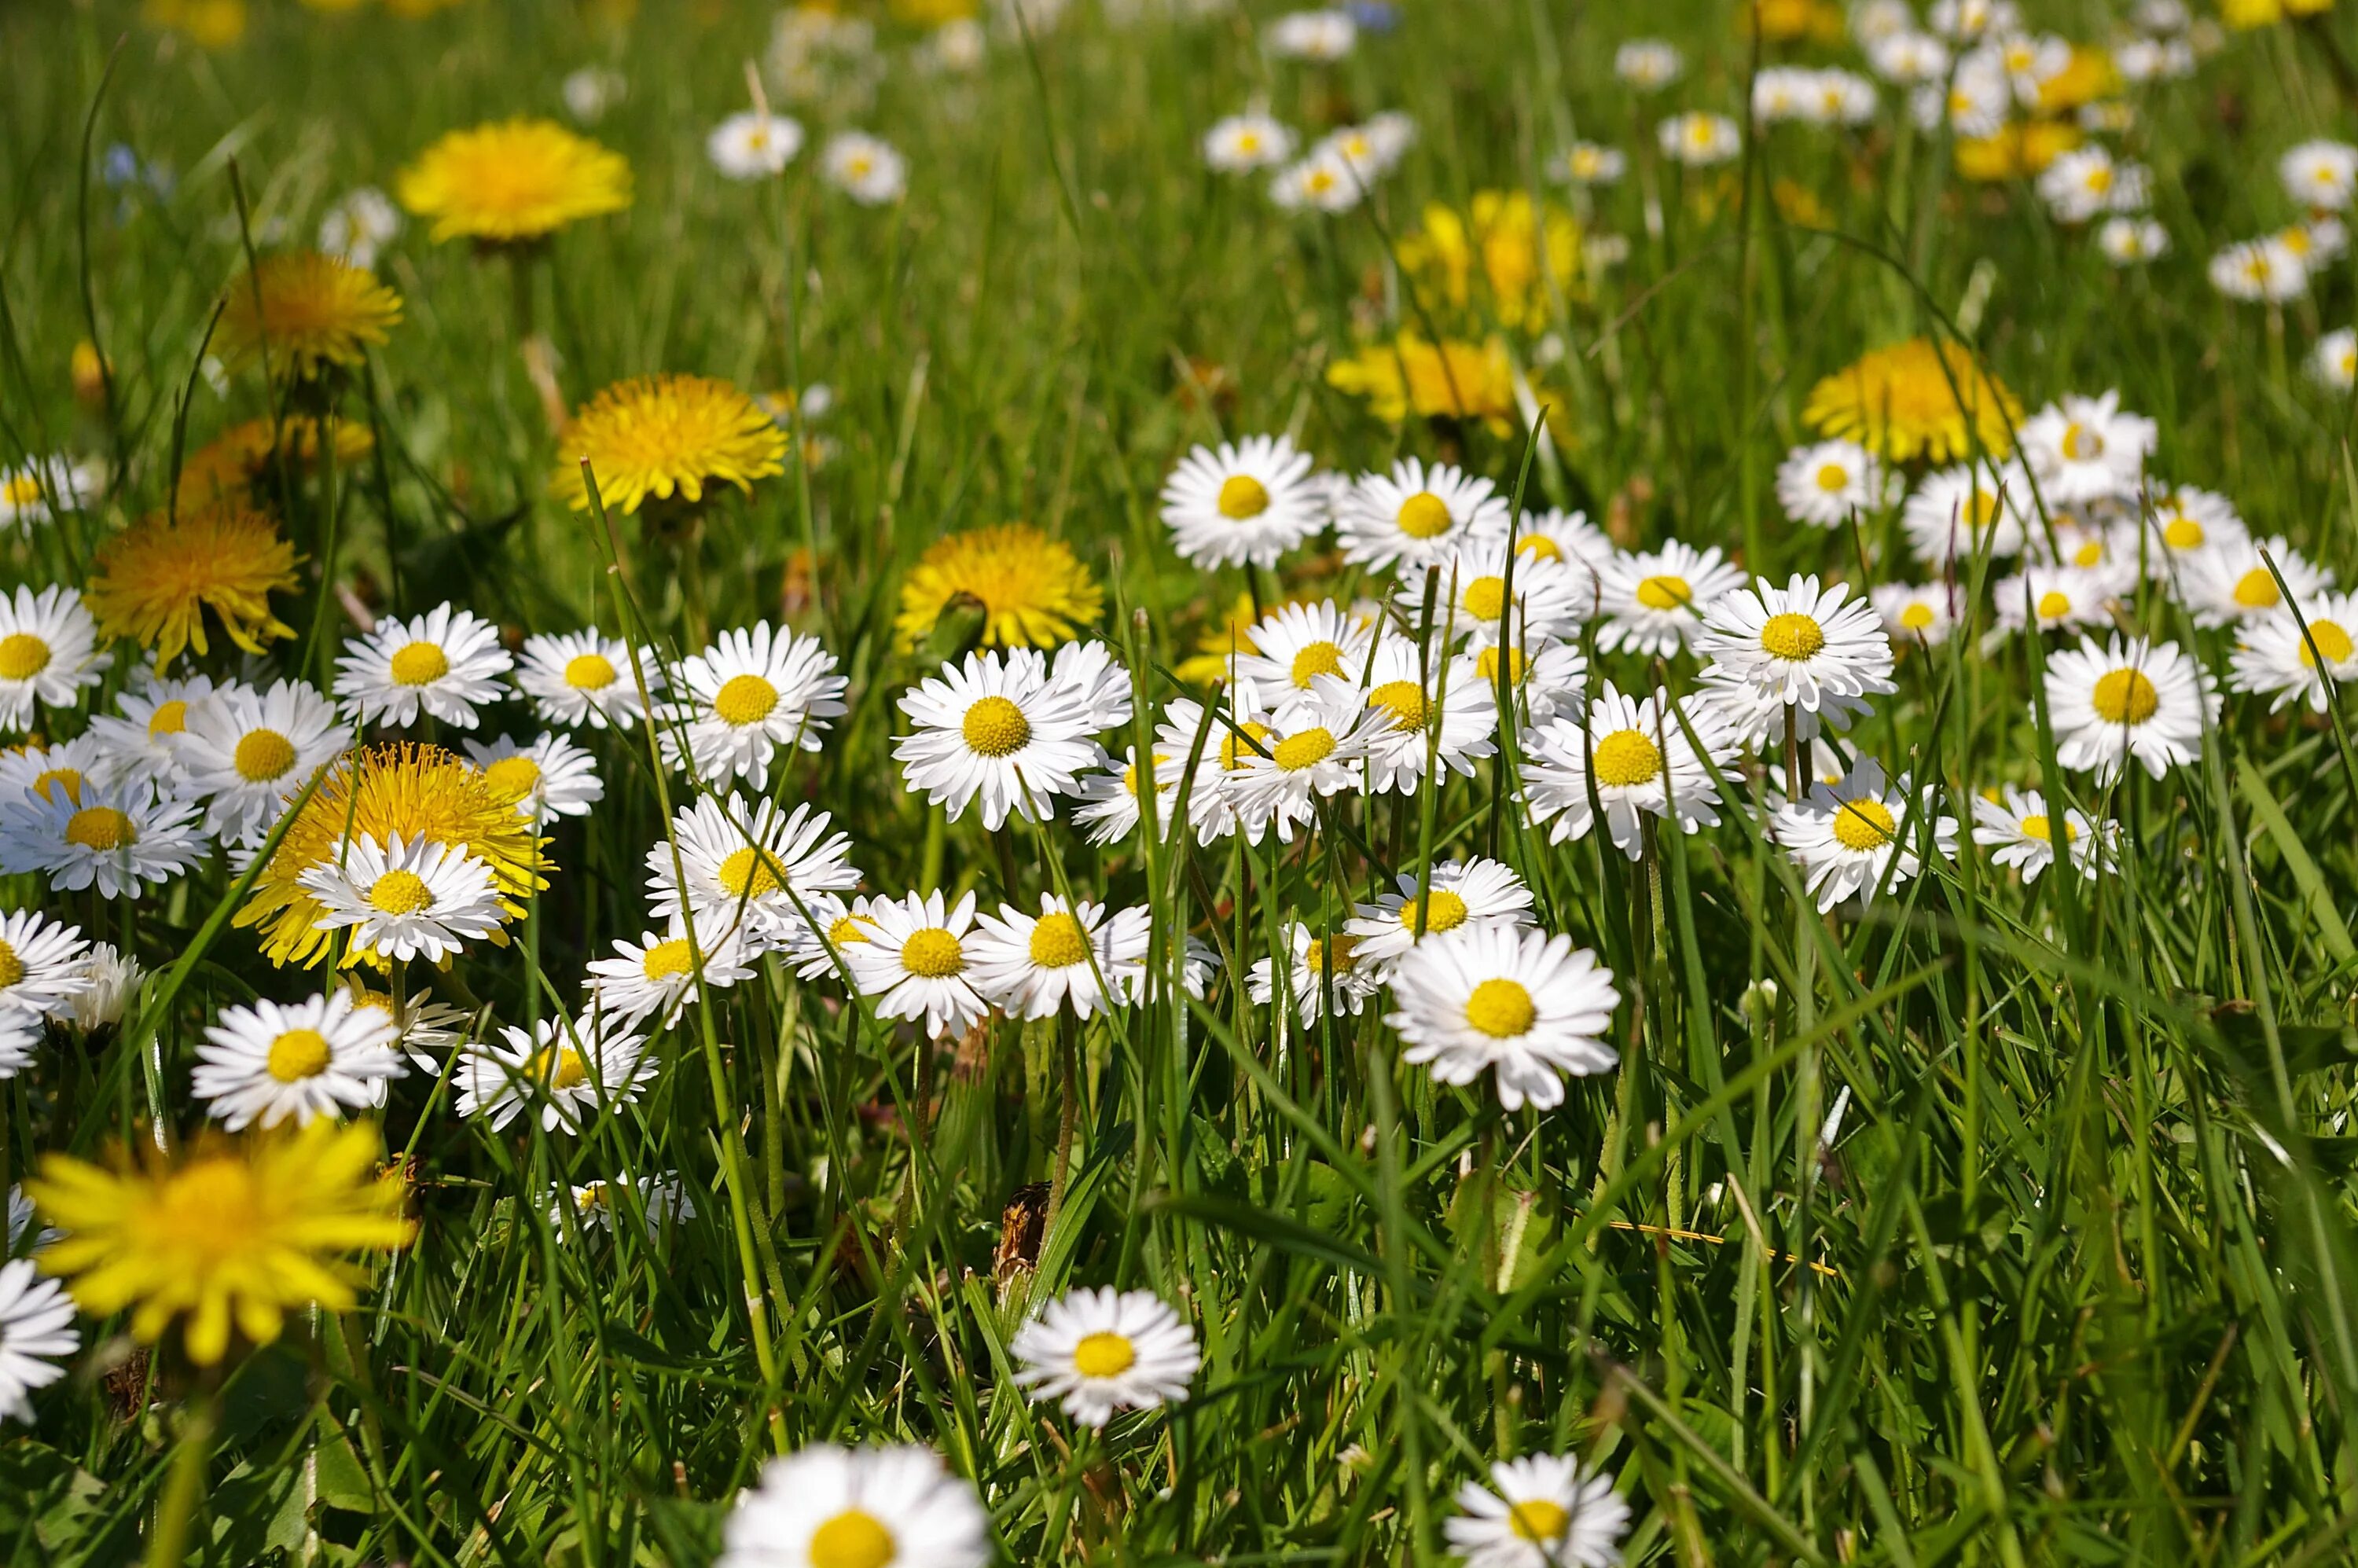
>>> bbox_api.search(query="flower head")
[1385,924,1621,1110]
[1012,1287,1200,1427]
[192,989,405,1130]
[334,602,513,730]
[1803,338,2022,464]
[0,586,109,733]
[895,523,1104,649]
[86,505,300,668]
[1446,1454,1629,1568]
[717,1445,990,1568]
[553,375,788,516]
[397,118,632,244]
[216,252,402,378]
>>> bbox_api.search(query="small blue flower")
[1346,0,1398,32]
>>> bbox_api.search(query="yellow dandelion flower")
[26,1119,413,1366]
[1802,338,2022,465]
[1394,193,1584,335]
[143,0,249,48]
[1953,119,2083,182]
[235,744,548,968]
[894,523,1104,649]
[396,118,633,244]
[217,252,402,379]
[1740,0,1845,41]
[178,414,376,509]
[550,374,788,516]
[1326,334,1521,437]
[2222,0,2333,27]
[86,505,300,669]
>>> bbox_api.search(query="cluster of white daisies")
[1197,105,1419,215]
[2205,141,2357,315]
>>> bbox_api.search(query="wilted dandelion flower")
[553,374,788,516]
[717,1445,990,1568]
[456,1013,655,1133]
[192,990,404,1131]
[968,895,1150,1020]
[397,118,632,243]
[2228,592,2358,713]
[215,252,402,377]
[26,1118,413,1364]
[1971,785,2117,882]
[0,586,108,733]
[1159,434,1328,568]
[659,622,847,791]
[2043,634,2216,780]
[335,603,513,730]
[844,889,991,1039]
[86,505,299,668]
[1386,924,1620,1111]
[1804,338,2022,464]
[1012,1287,1200,1427]
[1774,758,1957,911]
[707,111,805,179]
[895,523,1103,648]
[173,678,344,846]
[1447,1454,1629,1568]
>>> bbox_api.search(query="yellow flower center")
[0,941,21,988]
[1508,1500,1570,1543]
[32,767,83,805]
[899,927,964,978]
[1290,641,1345,686]
[1592,729,1663,788]
[481,755,542,801]
[1368,679,1428,731]
[2233,569,2281,610]
[2072,542,2105,569]
[2300,620,2355,668]
[1517,534,1563,561]
[64,806,133,850]
[1760,612,1825,660]
[149,1157,267,1271]
[827,914,869,945]
[1273,728,1336,770]
[1,476,40,509]
[1072,1330,1137,1377]
[641,938,695,980]
[1398,888,1469,934]
[1463,576,1508,622]
[1465,977,1537,1038]
[1476,646,1526,685]
[0,633,53,681]
[148,700,189,737]
[564,652,618,690]
[1832,798,1897,851]
[2017,813,2079,844]
[2085,163,2115,193]
[1635,575,1691,611]
[266,1028,332,1083]
[1217,474,1271,520]
[1900,602,1936,631]
[2036,590,2073,621]
[2090,667,2159,725]
[1815,462,1851,493]
[1968,489,2001,528]
[533,1046,590,1092]
[388,642,450,686]
[717,846,786,899]
[961,695,1031,757]
[368,868,435,915]
[808,1509,896,1568]
[2162,517,2204,551]
[714,673,780,727]
[1397,491,1454,539]
[1028,912,1090,968]
[234,729,298,783]
[1219,720,1273,770]
[1305,934,1360,974]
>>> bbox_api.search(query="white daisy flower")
[87,671,217,791]
[1870,581,1959,645]
[1357,638,1500,795]
[1912,54,2010,135]
[2037,147,2149,225]
[1594,541,1743,657]
[2209,237,2308,303]
[1753,66,1820,125]
[516,629,661,730]
[1513,508,1614,577]
[318,185,400,269]
[1073,745,1178,846]
[2098,216,2170,266]
[894,650,1099,829]
[0,586,108,733]
[844,890,990,1039]
[1386,924,1620,1111]
[1159,435,1327,569]
[1267,7,1356,60]
[552,1173,697,1240]
[1971,785,2117,883]
[0,735,101,811]
[1853,0,1914,42]
[334,603,512,731]
[646,794,860,938]
[2176,536,2333,628]
[1658,112,1741,167]
[0,909,89,1021]
[776,892,880,982]
[1317,113,1416,181]
[1774,758,1958,912]
[1987,562,2127,640]
[1554,141,1625,185]
[707,111,804,179]
[1046,640,1134,732]
[1695,575,1897,717]
[1234,600,1376,697]
[0,460,90,532]
[2229,592,2358,713]
[2044,634,2217,781]
[1868,30,1950,85]
[2287,215,2349,275]
[173,678,345,846]
[2144,485,2246,564]
[1612,39,1682,90]
[2017,391,2155,506]
[1410,542,1594,648]
[1269,149,1364,213]
[1335,460,1510,574]
[1151,693,1273,845]
[1990,29,2071,101]
[298,835,505,964]
[59,942,140,1035]
[968,895,1148,1021]
[822,132,907,204]
[1223,679,1379,844]
[1469,636,1589,727]
[1901,461,2031,567]
[1248,922,1379,1026]
[2284,138,2358,211]
[0,781,204,899]
[464,732,604,821]
[1446,1453,1630,1568]
[2315,328,2358,392]
[1012,1287,1199,1428]
[1203,110,1296,172]
[1522,683,1735,858]
[191,989,405,1131]
[0,1259,78,1424]
[661,622,847,791]
[1810,68,1881,125]
[716,1445,990,1568]
[1775,439,1894,529]
[457,1012,656,1133]
[345,979,476,1073]
[1345,857,1534,969]
[586,915,757,1028]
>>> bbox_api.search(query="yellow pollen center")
[1968,490,2001,528]
[961,695,1031,756]
[1290,641,1345,686]
[1306,934,1360,974]
[1028,912,1090,968]
[1635,575,1691,611]
[266,1028,332,1083]
[1832,798,1897,851]
[2091,667,2160,724]
[1397,492,1454,539]
[149,1159,269,1271]
[1760,612,1826,660]
[2300,620,2355,668]
[714,674,780,727]
[2036,590,2073,620]
[1476,646,1526,684]
[1592,728,1664,788]
[234,729,297,782]
[0,941,21,988]
[1273,728,1336,770]
[533,1046,590,1092]
[2233,569,2282,610]
[807,1509,896,1568]
[1400,888,1470,934]
[64,806,132,850]
[1465,977,1537,1038]
[641,938,695,980]
[1508,1500,1571,1543]
[1815,462,1850,493]
[1218,474,1271,519]
[2162,518,2205,550]
[1900,603,1936,630]
[564,652,618,690]
[1072,1330,1137,1377]
[368,868,435,916]
[482,755,542,801]
[1518,534,1563,560]
[717,846,786,898]
[899,927,964,977]
[2073,542,2105,568]
[388,642,450,686]
[0,633,52,681]
[1463,576,1508,622]
[148,700,189,737]
[827,914,869,945]
[1,477,39,508]
[32,768,83,805]
[1220,720,1273,770]
[1368,679,1428,730]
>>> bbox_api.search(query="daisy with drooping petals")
[88,671,215,791]
[2016,391,2155,505]
[586,915,756,1028]
[1901,461,2030,567]
[822,132,908,204]
[660,622,847,791]
[1446,1454,1630,1568]
[707,110,804,178]
[2177,536,2334,628]
[1012,1287,1200,1428]
[1159,435,1328,568]
[174,679,345,846]
[1594,542,1743,657]
[1871,582,1959,645]
[843,889,991,1039]
[646,794,858,937]
[968,896,1148,1021]
[2229,592,2358,713]
[1346,857,1533,968]
[1233,600,1375,697]
[0,586,108,733]
[335,603,512,730]
[0,782,204,899]
[0,1259,77,1424]
[1971,785,2117,882]
[1335,459,1509,573]
[1223,680,1378,844]
[894,650,1098,829]
[86,505,300,667]
[716,1444,990,1568]
[299,835,505,965]
[1775,758,1958,911]
[191,990,404,1131]
[397,118,631,244]
[1386,924,1620,1111]
[215,252,402,378]
[464,733,604,821]
[1775,439,1894,528]
[552,375,788,516]
[894,523,1104,650]
[1249,923,1379,1026]
[517,629,661,729]
[1521,684,1735,858]
[1357,638,1499,795]
[456,1013,655,1133]
[1695,575,1897,715]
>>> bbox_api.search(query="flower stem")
[146,1389,219,1568]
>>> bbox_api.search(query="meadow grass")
[4,1,2358,1565]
